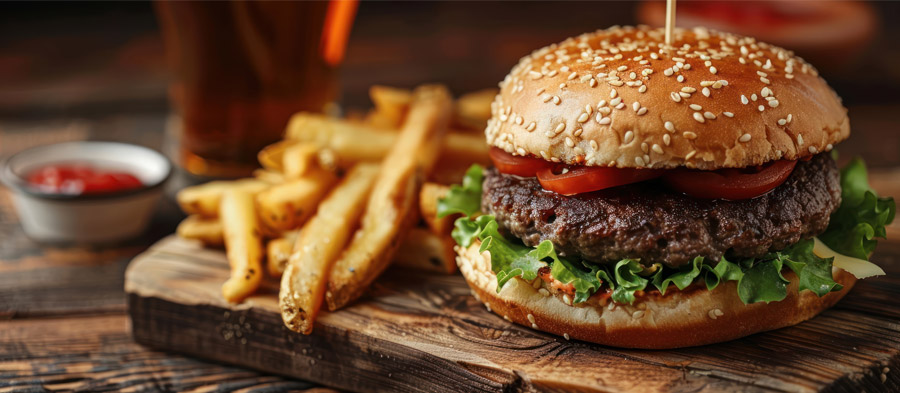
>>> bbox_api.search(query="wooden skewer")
[665,0,677,46]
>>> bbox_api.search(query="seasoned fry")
[325,85,453,311]
[282,142,319,179]
[284,113,488,169]
[176,178,270,218]
[455,88,497,131]
[394,227,457,274]
[257,140,294,172]
[176,215,224,247]
[280,163,380,334]
[366,85,412,129]
[256,168,337,233]
[419,183,453,235]
[220,189,264,303]
[266,229,301,277]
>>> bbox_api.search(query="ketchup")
[27,163,143,195]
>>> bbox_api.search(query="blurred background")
[1,0,898,168]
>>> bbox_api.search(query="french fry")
[220,189,264,303]
[177,178,270,218]
[176,215,224,247]
[253,169,287,184]
[455,88,497,131]
[366,85,412,130]
[325,85,453,311]
[282,142,319,179]
[280,163,380,334]
[257,140,294,172]
[419,183,452,235]
[284,113,488,170]
[394,227,457,274]
[256,168,337,233]
[266,229,301,277]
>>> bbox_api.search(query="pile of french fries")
[175,84,495,334]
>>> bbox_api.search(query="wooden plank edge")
[127,294,512,393]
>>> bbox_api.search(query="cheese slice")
[813,237,885,279]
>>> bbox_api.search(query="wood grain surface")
[126,230,900,393]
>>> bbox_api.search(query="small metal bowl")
[1,141,172,243]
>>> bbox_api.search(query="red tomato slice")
[489,147,555,177]
[537,166,665,196]
[664,160,797,200]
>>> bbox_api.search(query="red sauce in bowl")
[27,163,143,195]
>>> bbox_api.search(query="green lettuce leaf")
[437,164,484,218]
[737,257,789,303]
[819,158,895,260]
[781,239,843,296]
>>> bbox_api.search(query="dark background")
[1,1,898,166]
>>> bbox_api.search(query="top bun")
[486,25,849,169]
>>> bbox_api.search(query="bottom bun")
[456,240,856,349]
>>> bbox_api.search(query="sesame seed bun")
[457,240,856,349]
[486,25,850,170]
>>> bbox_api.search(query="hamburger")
[438,26,895,349]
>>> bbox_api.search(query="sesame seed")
[704,112,716,119]
[679,91,691,98]
[573,128,583,137]
[769,100,779,108]
[778,119,787,126]
[565,137,575,147]
[700,81,714,87]
[683,131,697,139]
[760,77,770,84]
[515,116,523,125]
[629,72,637,80]
[547,70,558,77]
[617,65,627,72]
[641,142,649,153]
[542,94,553,103]
[555,123,566,133]
[598,116,611,125]
[637,108,648,116]
[797,134,804,145]
[552,96,561,105]
[623,130,635,144]
[739,133,752,143]
[531,323,539,329]
[681,87,697,93]
[786,74,795,79]
[529,71,543,80]
[639,85,647,93]
[809,146,818,154]
[670,92,682,102]
[635,156,645,166]
[708,308,724,319]
[590,140,598,150]
[563,294,572,305]
[764,59,772,69]
[689,104,702,111]
[677,75,685,83]
[564,333,570,340]
[610,89,618,98]
[527,313,536,324]
[577,113,589,123]
[826,143,833,151]
[702,87,710,97]
[664,68,674,76]
[610,80,624,86]
[559,83,566,89]
[741,95,749,105]
[632,102,640,112]
[589,79,598,87]
[751,94,758,101]
[761,87,772,97]
[723,112,734,117]
[610,97,622,106]
[663,134,671,146]
[526,122,536,132]
[693,112,706,123]
[567,72,578,80]
[686,150,697,160]
[664,121,676,132]
[758,105,765,112]
[712,81,723,89]
[516,147,526,155]
[585,104,593,115]
[709,66,717,74]
[757,71,768,77]
[615,102,625,110]
[787,114,793,123]
[652,144,663,154]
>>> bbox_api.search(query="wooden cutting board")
[126,235,900,392]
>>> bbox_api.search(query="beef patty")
[481,153,842,268]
